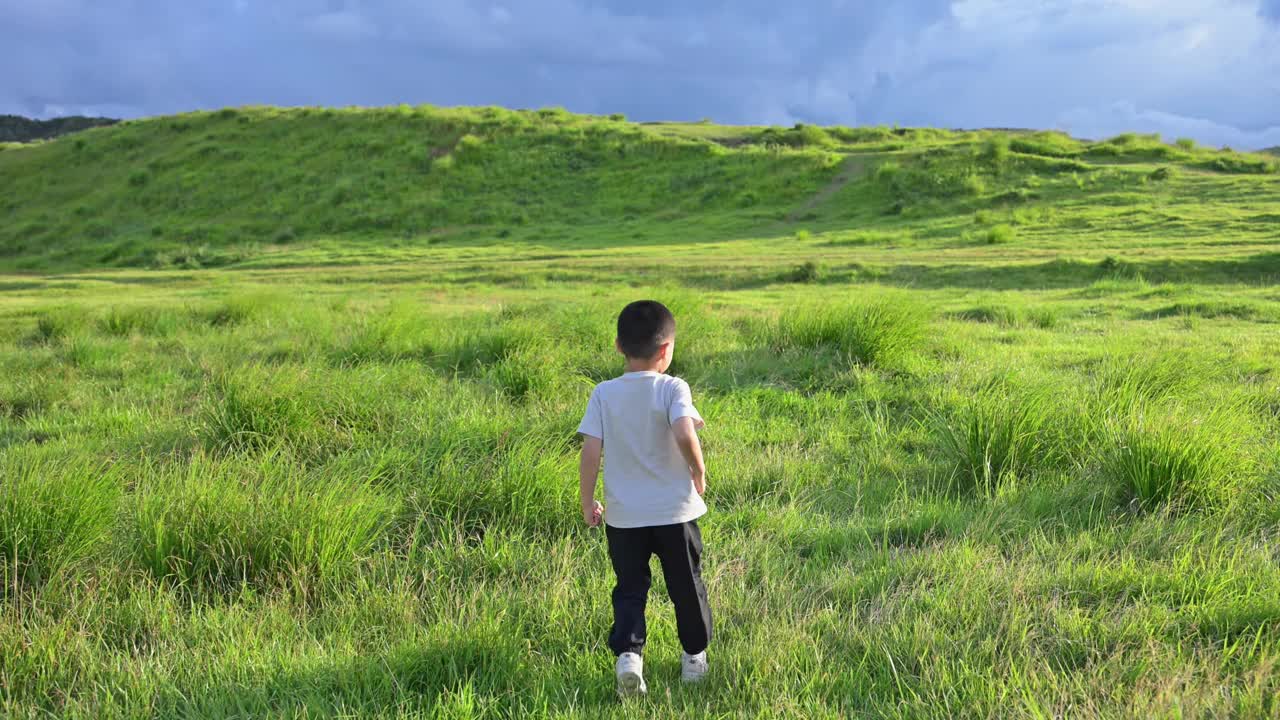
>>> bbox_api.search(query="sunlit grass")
[1,106,1279,718]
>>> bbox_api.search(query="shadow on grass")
[792,477,1117,562]
[1136,301,1277,323]
[167,634,618,716]
[674,252,1280,292]
[871,253,1280,290]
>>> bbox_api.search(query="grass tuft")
[1095,353,1207,410]
[132,453,394,595]
[934,390,1053,496]
[30,308,87,344]
[1142,301,1268,322]
[198,368,314,452]
[330,306,437,365]
[1,451,119,593]
[985,224,1015,244]
[403,434,576,535]
[98,305,183,337]
[785,260,824,283]
[0,377,59,421]
[446,318,541,369]
[1102,409,1251,512]
[774,297,927,368]
[198,292,279,327]
[953,304,1059,329]
[482,347,562,401]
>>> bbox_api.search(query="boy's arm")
[672,417,706,495]
[579,435,604,526]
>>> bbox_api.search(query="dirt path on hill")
[786,153,878,222]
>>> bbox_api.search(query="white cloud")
[1,0,1277,147]
[833,0,1280,145]
[1059,102,1280,148]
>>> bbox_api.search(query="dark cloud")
[1,0,1277,148]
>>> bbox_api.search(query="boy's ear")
[614,337,624,355]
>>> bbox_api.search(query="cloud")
[1058,102,1280,148]
[303,11,379,41]
[839,0,1280,142]
[1,0,1277,148]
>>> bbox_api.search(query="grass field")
[2,106,1280,718]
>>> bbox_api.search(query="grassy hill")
[1,105,1276,272]
[1,107,841,269]
[3,107,1280,718]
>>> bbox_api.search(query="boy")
[577,300,712,698]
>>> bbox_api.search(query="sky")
[2,0,1279,148]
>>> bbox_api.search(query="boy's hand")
[579,435,603,527]
[692,467,706,496]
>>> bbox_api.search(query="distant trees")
[0,115,118,143]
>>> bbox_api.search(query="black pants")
[605,520,712,656]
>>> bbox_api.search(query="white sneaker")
[615,652,646,697]
[681,651,708,683]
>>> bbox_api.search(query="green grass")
[774,298,927,368]
[1,450,120,595]
[132,451,395,596]
[952,302,1059,329]
[934,389,1056,496]
[1,106,1280,718]
[1101,408,1254,512]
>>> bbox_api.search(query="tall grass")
[934,390,1055,496]
[446,317,541,369]
[198,367,317,452]
[978,136,1011,166]
[1101,409,1252,512]
[1008,132,1082,158]
[0,376,58,421]
[774,298,927,368]
[1087,353,1253,512]
[329,304,438,365]
[754,123,835,148]
[0,451,118,592]
[1094,353,1208,412]
[402,433,577,536]
[953,303,1059,329]
[98,305,183,337]
[132,452,394,595]
[197,364,397,456]
[29,307,86,344]
[196,292,279,327]
[482,346,564,400]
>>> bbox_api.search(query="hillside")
[1,105,1277,272]
[0,114,118,143]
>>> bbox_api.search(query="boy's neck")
[624,359,663,373]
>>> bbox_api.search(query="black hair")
[616,300,676,359]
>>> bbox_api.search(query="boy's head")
[616,300,676,369]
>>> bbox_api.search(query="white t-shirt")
[577,371,706,529]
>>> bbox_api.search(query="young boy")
[577,300,712,698]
